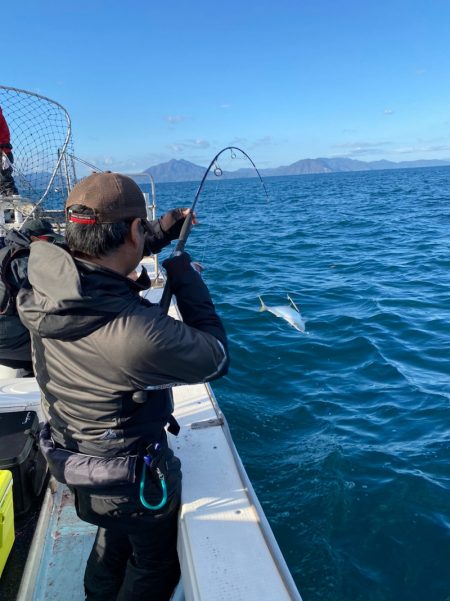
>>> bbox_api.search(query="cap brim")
[35,232,65,243]
[52,232,66,243]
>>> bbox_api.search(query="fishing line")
[196,152,246,265]
[198,170,222,265]
[159,146,269,312]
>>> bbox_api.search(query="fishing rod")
[67,153,105,174]
[159,146,269,313]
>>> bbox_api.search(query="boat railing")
[126,171,163,285]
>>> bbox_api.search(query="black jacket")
[0,231,32,365]
[0,217,184,368]
[17,242,229,456]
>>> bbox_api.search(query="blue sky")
[5,1,450,171]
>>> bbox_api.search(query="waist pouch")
[39,423,137,488]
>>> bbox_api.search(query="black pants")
[73,449,182,601]
[0,357,33,372]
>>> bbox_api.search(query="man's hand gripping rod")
[159,212,193,313]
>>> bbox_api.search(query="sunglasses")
[140,219,152,233]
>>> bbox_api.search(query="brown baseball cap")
[65,172,147,223]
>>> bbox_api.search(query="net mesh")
[0,86,76,211]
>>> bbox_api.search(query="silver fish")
[258,295,306,333]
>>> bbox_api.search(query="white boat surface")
[0,84,302,600]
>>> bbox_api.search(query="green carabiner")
[139,463,168,511]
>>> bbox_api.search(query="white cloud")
[383,108,395,115]
[168,139,211,153]
[393,144,450,155]
[332,141,391,156]
[79,152,170,174]
[164,115,186,125]
[251,136,277,148]
[228,137,248,146]
[333,141,391,149]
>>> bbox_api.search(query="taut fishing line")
[198,170,222,265]
[159,146,270,312]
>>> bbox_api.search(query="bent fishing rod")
[159,146,268,313]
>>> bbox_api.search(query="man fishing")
[17,172,229,601]
[0,105,19,197]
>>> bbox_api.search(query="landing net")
[0,85,76,210]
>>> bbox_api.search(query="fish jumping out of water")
[258,295,306,333]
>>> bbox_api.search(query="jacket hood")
[4,227,32,249]
[17,241,148,341]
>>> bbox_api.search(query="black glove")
[162,252,196,293]
[162,252,192,281]
[162,252,228,354]
[159,208,189,242]
[143,208,189,255]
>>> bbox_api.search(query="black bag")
[39,422,137,488]
[0,411,47,516]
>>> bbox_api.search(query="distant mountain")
[144,159,205,183]
[144,157,450,183]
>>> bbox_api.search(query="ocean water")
[155,166,450,601]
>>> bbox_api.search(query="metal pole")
[62,149,72,193]
[125,173,162,285]
[148,175,159,281]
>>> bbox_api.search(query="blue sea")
[152,166,450,601]
[42,166,450,600]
